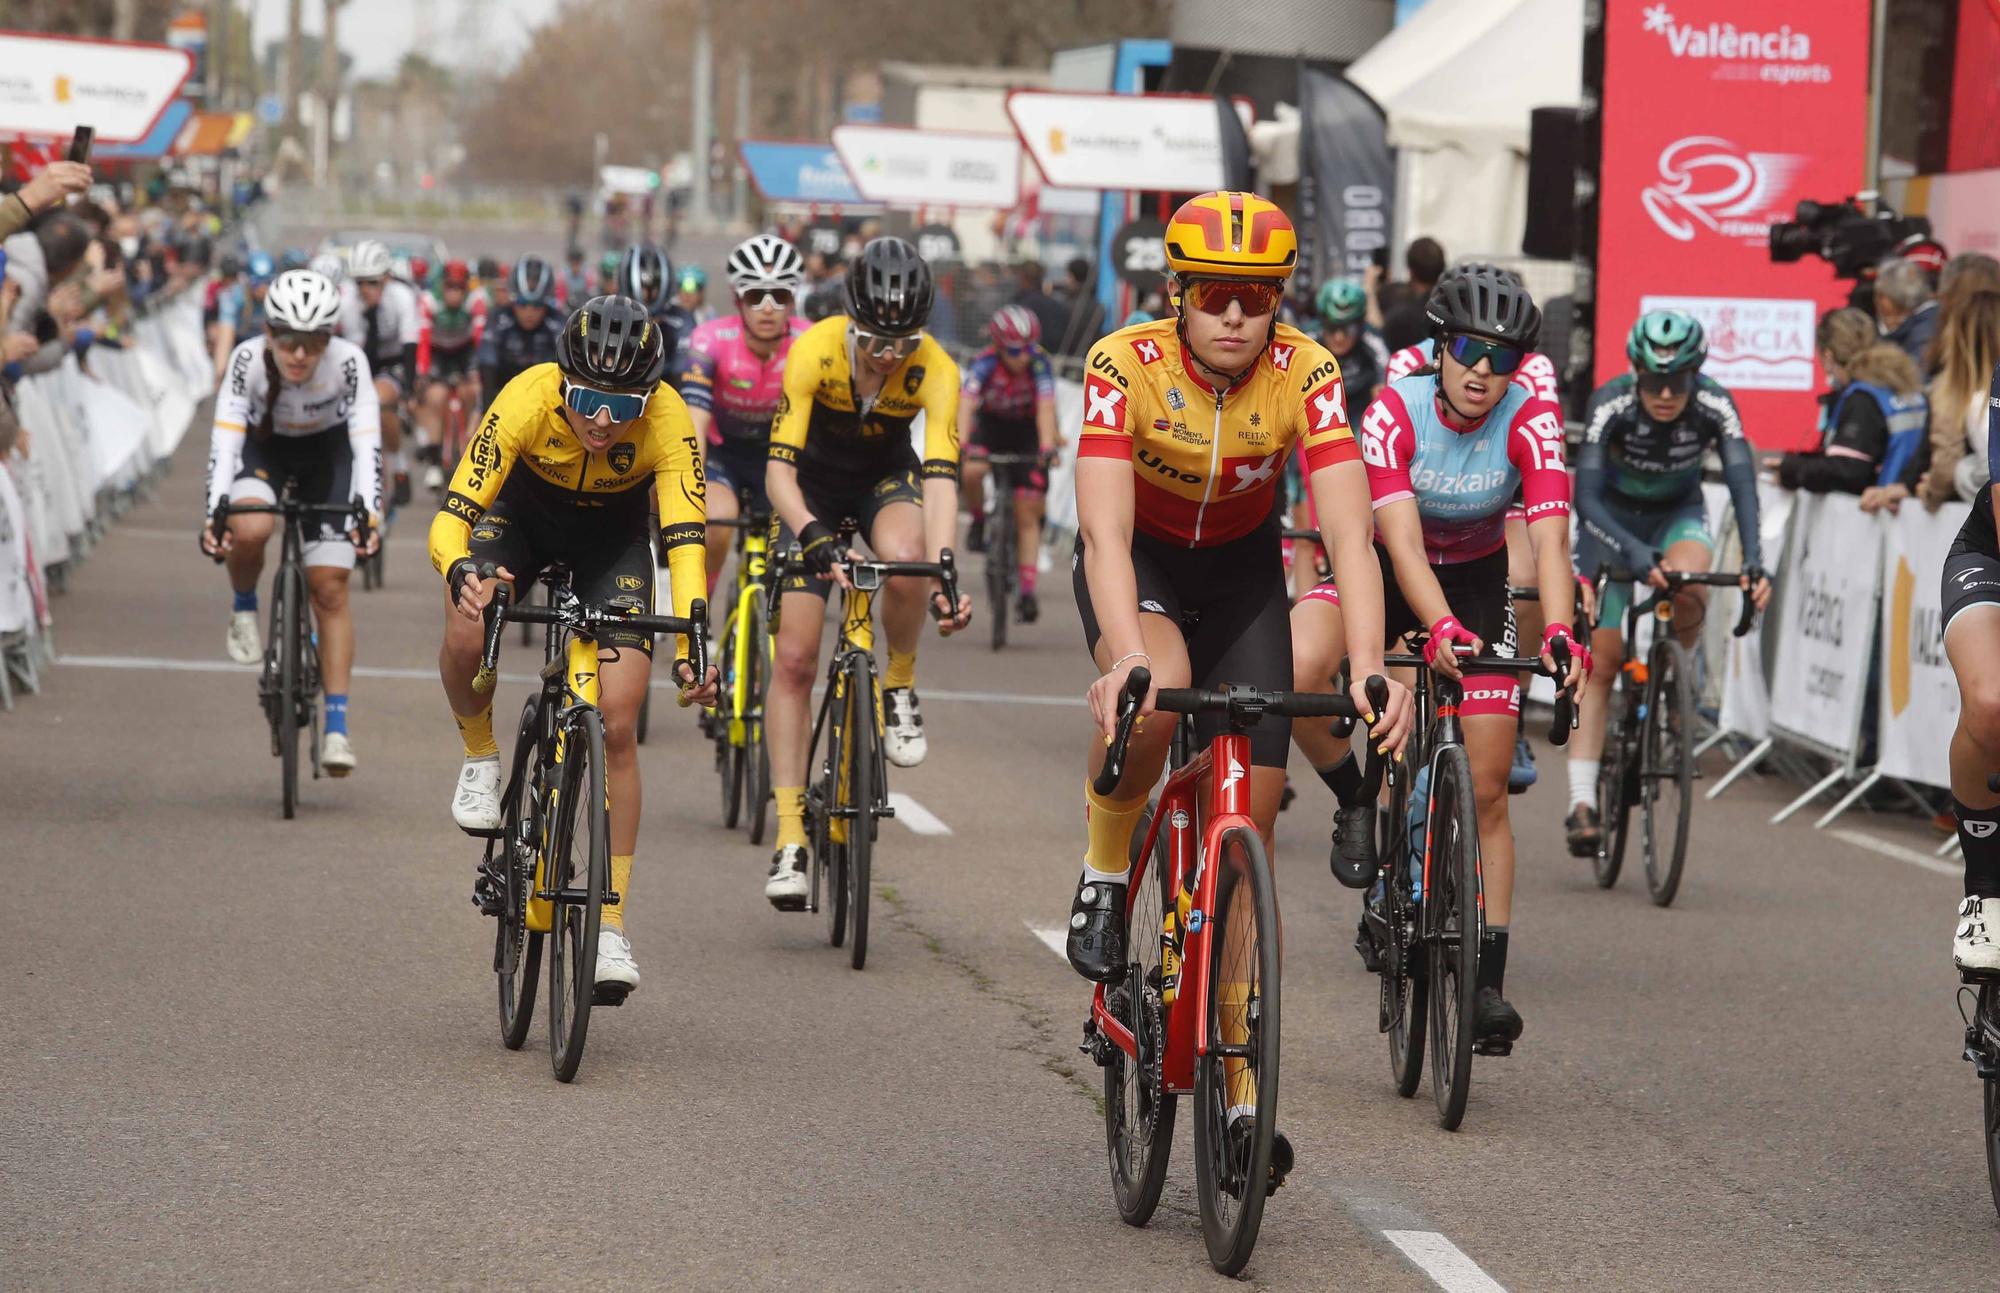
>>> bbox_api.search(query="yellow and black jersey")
[768,314,960,497]
[426,362,707,622]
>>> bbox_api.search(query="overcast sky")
[249,0,560,80]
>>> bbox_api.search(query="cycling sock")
[456,704,499,760]
[1315,754,1365,805]
[885,648,917,693]
[1018,566,1037,596]
[232,588,258,613]
[1956,800,2000,899]
[603,853,633,930]
[775,786,807,850]
[1218,981,1255,1109]
[1568,760,1599,812]
[1082,780,1149,884]
[1477,926,1510,994]
[324,693,348,737]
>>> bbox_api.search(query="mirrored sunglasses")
[853,327,921,360]
[269,329,332,355]
[561,379,652,423]
[1635,369,1697,398]
[1444,333,1527,375]
[739,288,795,311]
[1180,278,1284,318]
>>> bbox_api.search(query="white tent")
[1348,0,1583,259]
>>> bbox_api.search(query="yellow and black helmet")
[1164,191,1298,281]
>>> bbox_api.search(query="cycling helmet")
[348,240,391,280]
[409,255,430,284]
[846,237,934,335]
[677,265,708,293]
[264,270,344,332]
[475,256,501,281]
[278,247,309,272]
[308,251,345,284]
[618,244,673,312]
[1444,260,1525,289]
[246,250,276,283]
[1425,265,1542,349]
[1164,191,1297,281]
[1316,278,1367,327]
[510,255,556,307]
[441,259,471,289]
[1626,309,1706,374]
[219,252,244,279]
[555,295,667,391]
[599,251,621,274]
[725,234,806,294]
[989,304,1039,348]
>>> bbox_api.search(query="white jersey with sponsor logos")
[205,334,383,515]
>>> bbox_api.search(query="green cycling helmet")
[599,251,621,274]
[1626,309,1706,374]
[1316,278,1367,327]
[678,265,708,293]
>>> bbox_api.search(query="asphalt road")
[7,307,2000,1285]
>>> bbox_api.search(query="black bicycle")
[208,491,369,820]
[1965,771,2000,1219]
[1586,566,1756,906]
[769,530,959,970]
[470,564,706,1082]
[980,452,1045,651]
[1350,638,1574,1130]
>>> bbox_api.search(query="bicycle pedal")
[457,823,505,840]
[591,983,631,1008]
[1472,1038,1514,1058]
[1958,967,2000,986]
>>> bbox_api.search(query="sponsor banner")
[0,31,194,143]
[1597,1,1872,449]
[1877,501,1970,789]
[737,139,864,206]
[1007,91,1255,193]
[1295,66,1395,287]
[830,125,1020,210]
[1766,491,1880,758]
[1704,478,1791,740]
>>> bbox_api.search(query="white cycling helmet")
[264,270,344,332]
[348,239,392,280]
[726,234,806,295]
[309,251,346,284]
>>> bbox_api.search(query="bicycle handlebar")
[767,545,963,621]
[472,566,511,694]
[472,561,709,699]
[1092,667,1152,797]
[1601,566,1762,637]
[1153,682,1376,722]
[1386,645,1577,747]
[206,495,370,565]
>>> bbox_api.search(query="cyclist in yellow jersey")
[428,295,718,998]
[761,237,973,908]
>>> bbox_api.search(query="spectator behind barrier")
[1011,261,1068,360]
[1875,257,1941,370]
[1941,252,2000,296]
[1780,307,1927,495]
[1913,284,2000,509]
[1053,257,1106,356]
[1377,235,1446,352]
[0,161,92,241]
[3,211,96,380]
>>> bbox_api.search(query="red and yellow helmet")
[1164,191,1298,281]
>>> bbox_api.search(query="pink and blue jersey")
[677,315,810,449]
[962,346,1055,433]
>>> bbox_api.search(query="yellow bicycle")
[710,509,776,842]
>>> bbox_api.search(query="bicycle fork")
[527,636,607,933]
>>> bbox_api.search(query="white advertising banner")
[1876,500,1970,790]
[0,33,194,143]
[830,125,1020,210]
[1766,492,1881,759]
[1007,91,1254,193]
[1707,479,1793,741]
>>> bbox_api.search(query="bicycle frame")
[725,514,773,747]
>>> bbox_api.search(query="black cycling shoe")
[1066,877,1127,982]
[1564,804,1602,858]
[1330,804,1379,888]
[1016,591,1040,624]
[1223,1117,1293,1198]
[1473,987,1524,1054]
[392,472,413,508]
[966,518,988,553]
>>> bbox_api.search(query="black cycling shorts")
[706,438,770,512]
[233,426,356,570]
[465,493,656,656]
[1944,485,2000,637]
[429,346,478,382]
[1073,515,1295,769]
[771,466,925,600]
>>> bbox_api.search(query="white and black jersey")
[336,276,424,377]
[205,334,383,521]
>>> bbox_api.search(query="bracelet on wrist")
[1108,650,1151,672]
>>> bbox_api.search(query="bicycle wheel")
[1594,696,1633,889]
[819,695,849,948]
[1191,826,1281,1276]
[987,510,1012,652]
[744,599,771,845]
[1984,986,2000,1219]
[1385,782,1428,1097]
[845,668,876,971]
[1641,639,1695,907]
[277,564,303,819]
[546,707,609,1083]
[718,613,745,827]
[1105,805,1176,1226]
[496,699,544,1050]
[1425,744,1480,1131]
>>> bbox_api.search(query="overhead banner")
[1295,66,1395,286]
[1595,1,1872,450]
[1877,500,1969,790]
[1766,492,1881,760]
[1007,91,1255,193]
[737,139,864,206]
[830,125,1020,210]
[0,31,194,143]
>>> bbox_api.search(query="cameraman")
[1875,258,1940,369]
[1777,307,1927,495]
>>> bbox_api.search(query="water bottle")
[1405,763,1432,903]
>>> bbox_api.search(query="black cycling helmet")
[476,255,502,280]
[510,255,556,307]
[1425,265,1542,350]
[617,244,673,313]
[555,295,667,391]
[846,237,934,335]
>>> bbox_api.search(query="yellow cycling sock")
[1220,982,1256,1111]
[455,705,498,760]
[1083,780,1150,883]
[604,854,633,930]
[885,647,918,693]
[775,786,808,850]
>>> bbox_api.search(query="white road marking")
[1827,828,1961,877]
[1381,1230,1508,1293]
[886,792,951,836]
[1025,920,1067,959]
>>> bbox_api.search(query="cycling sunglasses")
[353,276,385,290]
[738,288,794,311]
[853,327,921,360]
[269,328,331,355]
[1180,278,1285,318]
[561,379,652,423]
[1443,333,1527,375]
[1636,368,1697,398]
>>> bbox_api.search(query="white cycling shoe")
[595,927,640,999]
[422,463,445,492]
[226,610,262,665]
[765,844,809,910]
[453,755,503,834]
[322,731,356,777]
[1956,896,2000,975]
[883,687,927,768]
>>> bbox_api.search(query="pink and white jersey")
[677,315,810,446]
[1384,338,1560,405]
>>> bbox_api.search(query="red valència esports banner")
[1596,1,1872,449]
